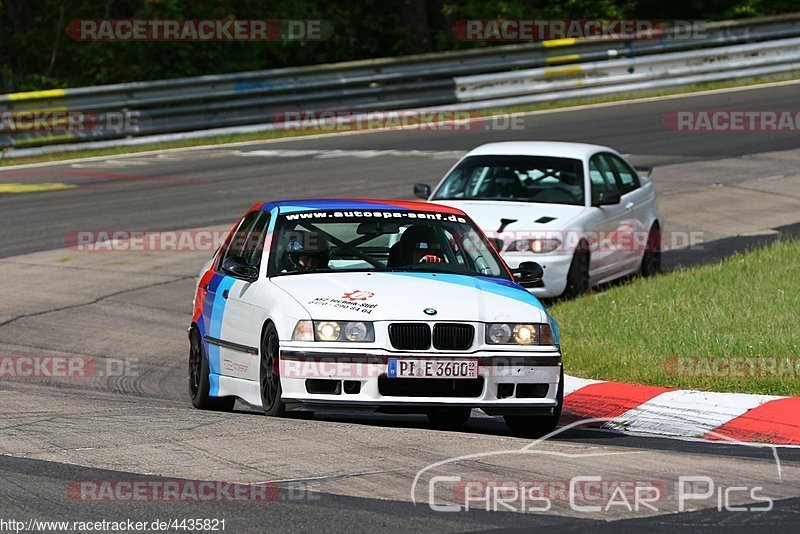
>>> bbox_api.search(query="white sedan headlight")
[292,320,375,342]
[486,323,555,345]
[508,238,561,253]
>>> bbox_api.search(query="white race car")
[188,199,563,436]
[415,142,663,298]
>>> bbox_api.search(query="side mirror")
[413,183,431,199]
[220,256,258,281]
[593,190,622,207]
[512,261,544,288]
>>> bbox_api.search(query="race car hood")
[431,200,585,234]
[269,271,548,323]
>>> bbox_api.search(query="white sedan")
[415,142,663,298]
[188,199,563,436]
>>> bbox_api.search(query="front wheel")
[640,224,662,277]
[563,244,590,298]
[504,367,564,438]
[260,323,286,417]
[188,327,235,411]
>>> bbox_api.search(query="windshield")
[268,209,510,279]
[432,155,585,206]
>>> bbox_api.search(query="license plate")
[387,359,478,379]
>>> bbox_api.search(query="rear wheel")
[260,322,286,417]
[188,327,235,411]
[426,407,472,428]
[504,367,564,438]
[563,242,590,298]
[641,224,662,277]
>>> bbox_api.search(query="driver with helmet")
[284,230,330,272]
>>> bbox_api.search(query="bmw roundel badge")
[423,308,437,316]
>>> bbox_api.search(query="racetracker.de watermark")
[667,356,800,378]
[270,110,526,132]
[452,19,707,42]
[482,229,704,253]
[279,357,558,380]
[664,110,800,131]
[64,228,706,253]
[0,110,137,133]
[67,19,333,41]
[65,230,231,252]
[68,480,319,503]
[0,356,137,380]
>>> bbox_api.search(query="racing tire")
[640,224,662,277]
[503,367,564,438]
[260,322,287,417]
[563,242,590,298]
[188,327,235,411]
[426,407,472,428]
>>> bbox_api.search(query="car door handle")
[625,201,635,210]
[222,289,229,299]
[203,283,209,291]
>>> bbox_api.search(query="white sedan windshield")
[433,155,585,206]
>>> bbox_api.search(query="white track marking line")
[70,159,154,168]
[238,149,465,159]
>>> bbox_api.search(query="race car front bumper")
[278,348,562,416]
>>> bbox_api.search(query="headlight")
[485,323,555,345]
[487,323,512,344]
[292,320,375,342]
[513,324,536,344]
[508,238,561,253]
[343,321,370,342]
[316,321,341,341]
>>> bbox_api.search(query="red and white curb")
[563,376,800,445]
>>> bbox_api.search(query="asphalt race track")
[2,82,800,532]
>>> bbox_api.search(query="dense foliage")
[1,0,797,91]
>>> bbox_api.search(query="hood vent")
[535,216,556,224]
[497,218,517,233]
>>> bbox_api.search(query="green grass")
[2,72,799,168]
[549,240,800,396]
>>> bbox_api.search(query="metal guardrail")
[450,36,800,107]
[2,13,800,157]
